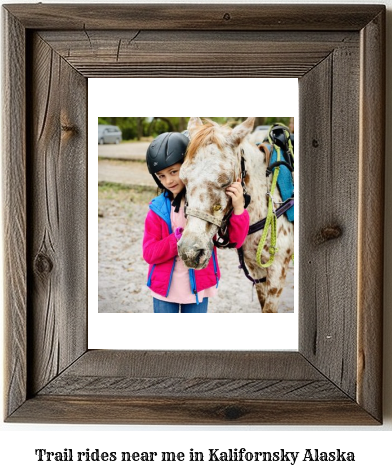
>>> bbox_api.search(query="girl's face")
[156,163,185,197]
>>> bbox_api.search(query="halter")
[184,207,225,228]
[184,150,250,249]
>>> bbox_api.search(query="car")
[98,124,122,144]
[254,125,270,132]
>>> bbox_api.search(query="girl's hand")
[174,227,183,241]
[226,179,244,215]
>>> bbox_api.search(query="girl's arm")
[226,180,250,248]
[143,210,178,264]
[228,210,250,248]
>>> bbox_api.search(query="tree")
[97,117,292,140]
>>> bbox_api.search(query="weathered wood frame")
[3,4,385,424]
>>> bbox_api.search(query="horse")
[177,117,294,313]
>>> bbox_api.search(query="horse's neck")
[241,141,269,222]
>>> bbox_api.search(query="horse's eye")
[221,181,232,188]
[213,205,222,212]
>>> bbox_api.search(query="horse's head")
[178,117,255,269]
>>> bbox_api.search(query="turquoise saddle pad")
[269,146,294,222]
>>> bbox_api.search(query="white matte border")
[88,78,299,350]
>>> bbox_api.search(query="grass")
[98,156,146,164]
[98,181,156,204]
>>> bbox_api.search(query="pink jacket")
[143,193,250,300]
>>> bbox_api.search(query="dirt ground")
[98,148,294,313]
[99,141,150,160]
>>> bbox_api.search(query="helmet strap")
[171,188,186,213]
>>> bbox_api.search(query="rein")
[237,197,294,285]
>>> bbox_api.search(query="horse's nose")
[178,244,204,261]
[192,248,205,263]
[178,242,206,267]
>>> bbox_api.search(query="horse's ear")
[188,117,203,137]
[231,117,255,145]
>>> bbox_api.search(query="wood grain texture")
[38,351,347,400]
[2,4,384,425]
[7,351,378,424]
[10,396,378,425]
[4,4,384,31]
[27,33,87,396]
[39,377,346,400]
[57,350,329,379]
[299,41,360,399]
[2,9,27,419]
[38,30,357,78]
[357,9,385,422]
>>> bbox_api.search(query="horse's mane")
[185,119,232,162]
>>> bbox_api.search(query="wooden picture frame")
[3,4,385,424]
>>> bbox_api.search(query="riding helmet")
[146,132,189,189]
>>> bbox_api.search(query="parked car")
[254,125,269,131]
[98,125,122,144]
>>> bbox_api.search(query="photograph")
[98,117,295,314]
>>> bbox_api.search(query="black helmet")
[146,132,189,189]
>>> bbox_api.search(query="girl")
[143,131,249,313]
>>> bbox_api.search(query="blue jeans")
[153,298,209,313]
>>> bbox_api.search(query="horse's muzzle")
[177,239,213,270]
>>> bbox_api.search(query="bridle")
[184,150,250,249]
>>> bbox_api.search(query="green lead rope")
[255,145,281,268]
[255,122,295,269]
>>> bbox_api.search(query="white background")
[1,0,391,473]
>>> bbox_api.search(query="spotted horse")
[178,117,294,313]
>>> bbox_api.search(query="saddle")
[258,124,294,222]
